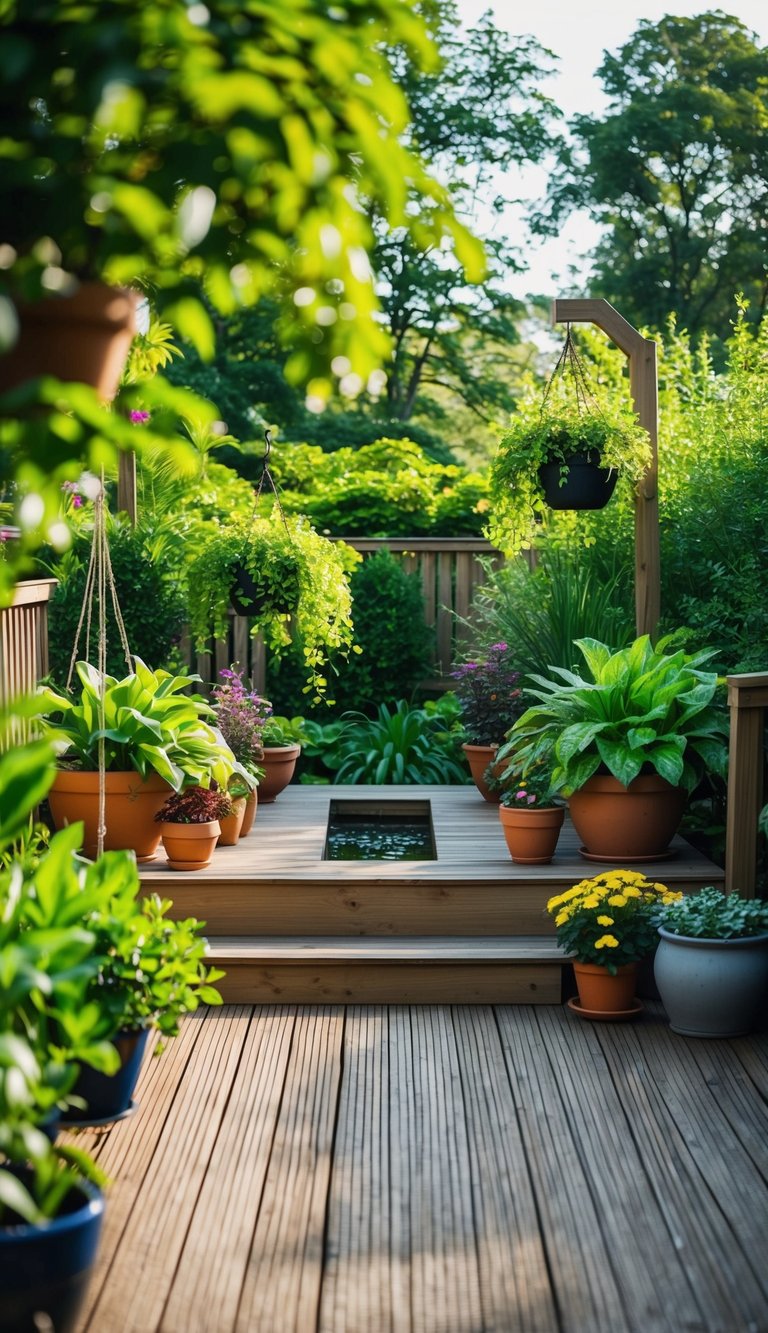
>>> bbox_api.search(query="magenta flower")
[72,495,83,509]
[129,410,151,425]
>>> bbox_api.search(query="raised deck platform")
[139,785,724,1003]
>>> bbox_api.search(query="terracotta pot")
[48,770,171,861]
[573,961,638,1013]
[0,282,139,400]
[258,744,301,803]
[159,819,221,871]
[538,451,618,511]
[568,773,686,860]
[461,743,509,802]
[240,789,258,837]
[499,803,565,864]
[217,797,246,845]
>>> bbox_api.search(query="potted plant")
[495,764,565,865]
[450,642,524,801]
[488,401,652,556]
[154,787,233,870]
[503,635,729,860]
[211,666,268,836]
[258,715,306,804]
[38,658,239,860]
[655,887,768,1037]
[547,870,682,1018]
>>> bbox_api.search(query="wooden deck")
[67,1002,768,1333]
[139,786,725,1004]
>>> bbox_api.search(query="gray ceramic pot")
[654,927,768,1037]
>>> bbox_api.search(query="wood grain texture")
[725,683,765,896]
[68,1003,768,1333]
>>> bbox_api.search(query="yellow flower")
[607,894,627,907]
[653,882,669,893]
[597,915,614,927]
[547,893,563,911]
[582,894,601,908]
[622,886,642,898]
[594,934,619,949]
[662,892,684,904]
[555,908,572,927]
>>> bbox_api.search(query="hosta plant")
[502,635,728,795]
[547,871,683,973]
[39,657,239,791]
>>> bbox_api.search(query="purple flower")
[527,793,536,805]
[72,495,83,509]
[129,410,151,425]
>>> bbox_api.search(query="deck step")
[206,935,569,1005]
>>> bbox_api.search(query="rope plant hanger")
[229,427,299,620]
[66,469,133,857]
[540,321,602,421]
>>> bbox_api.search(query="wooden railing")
[0,578,57,742]
[725,673,768,897]
[183,537,506,694]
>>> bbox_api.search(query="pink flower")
[527,793,536,805]
[515,790,527,801]
[129,410,151,425]
[72,495,83,509]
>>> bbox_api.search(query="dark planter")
[229,564,299,619]
[538,451,618,510]
[0,1174,104,1333]
[655,928,768,1037]
[61,1028,149,1126]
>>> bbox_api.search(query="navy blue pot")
[0,1177,104,1333]
[61,1028,149,1126]
[539,451,619,510]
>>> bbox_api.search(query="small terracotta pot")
[568,773,686,860]
[239,789,258,838]
[258,745,301,803]
[49,770,171,861]
[573,961,638,1013]
[159,820,221,870]
[217,797,246,845]
[461,743,509,802]
[0,282,139,400]
[499,803,565,864]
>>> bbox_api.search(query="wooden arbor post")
[551,298,660,638]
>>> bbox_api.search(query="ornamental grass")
[547,870,683,973]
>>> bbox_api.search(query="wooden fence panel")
[0,579,57,745]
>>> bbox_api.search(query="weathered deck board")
[72,1004,768,1333]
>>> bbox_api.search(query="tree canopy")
[543,10,768,342]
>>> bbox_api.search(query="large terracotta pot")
[573,961,638,1014]
[0,282,139,400]
[258,744,301,803]
[655,928,768,1037]
[240,789,258,837]
[461,743,509,803]
[568,773,686,860]
[217,797,246,846]
[499,803,565,864]
[48,770,171,861]
[159,819,221,871]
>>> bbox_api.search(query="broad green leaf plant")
[500,635,728,796]
[39,658,240,791]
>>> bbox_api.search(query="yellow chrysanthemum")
[662,892,684,904]
[582,894,601,909]
[547,894,562,911]
[594,934,619,949]
[622,886,642,899]
[596,914,614,927]
[607,894,627,907]
[653,882,669,893]
[555,908,572,927]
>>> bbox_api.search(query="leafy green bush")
[328,701,470,785]
[270,438,488,536]
[659,887,768,939]
[265,551,433,716]
[45,521,186,685]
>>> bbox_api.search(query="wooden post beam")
[551,297,660,638]
[724,673,768,898]
[117,449,138,526]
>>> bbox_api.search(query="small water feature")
[324,799,436,861]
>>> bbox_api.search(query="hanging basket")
[538,450,618,511]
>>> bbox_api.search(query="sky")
[455,0,768,298]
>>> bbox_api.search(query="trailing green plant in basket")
[186,514,358,701]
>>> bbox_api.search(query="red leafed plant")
[154,788,233,825]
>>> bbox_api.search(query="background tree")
[543,12,768,342]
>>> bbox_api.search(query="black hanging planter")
[538,450,618,511]
[230,565,271,619]
[0,1173,104,1333]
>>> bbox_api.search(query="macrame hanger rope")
[540,322,601,419]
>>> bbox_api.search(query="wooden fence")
[725,672,768,897]
[0,578,57,743]
[182,537,506,694]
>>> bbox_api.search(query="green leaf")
[595,738,644,787]
[646,742,686,787]
[0,741,57,848]
[0,1170,42,1226]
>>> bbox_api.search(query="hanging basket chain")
[249,428,291,539]
[539,323,604,420]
